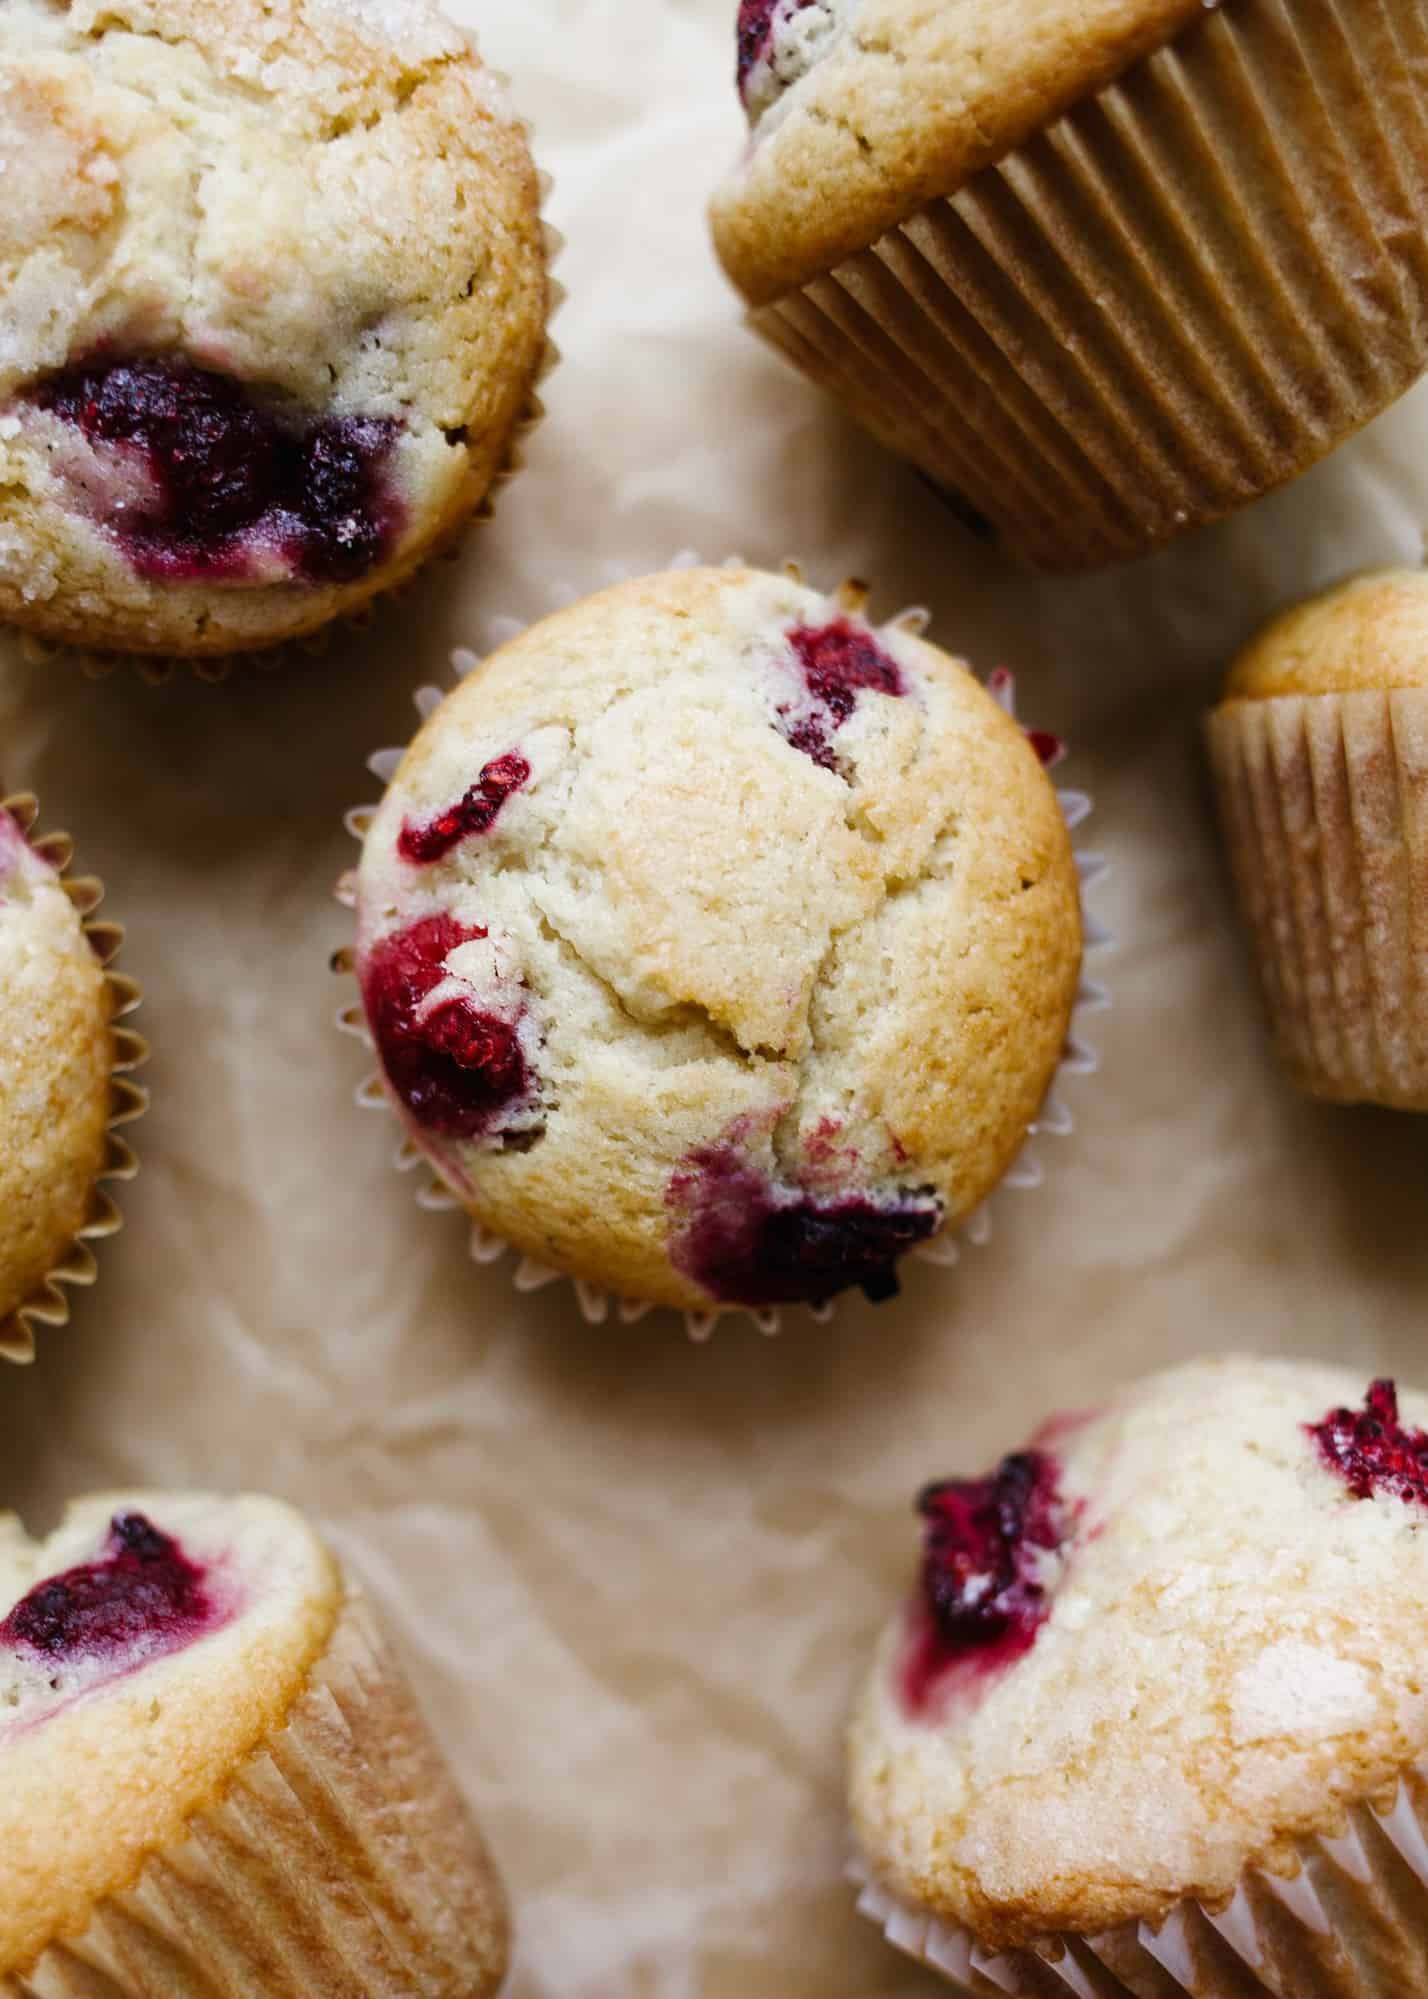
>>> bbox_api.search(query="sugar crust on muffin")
[0,0,548,656]
[355,564,1082,1314]
[712,0,1208,304]
[849,1355,1428,1951]
[0,813,113,1325]
[0,1492,340,1975]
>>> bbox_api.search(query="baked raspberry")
[667,1139,940,1306]
[361,914,537,1142]
[1309,1379,1428,1505]
[778,618,906,770]
[902,1451,1072,1716]
[34,353,400,585]
[398,752,531,864]
[0,1513,212,1661]
[737,0,811,94]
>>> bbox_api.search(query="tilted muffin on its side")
[351,563,1083,1320]
[710,0,1428,570]
[0,0,549,660]
[850,1355,1428,1995]
[0,797,140,1362]
[1207,570,1428,1112]
[0,1491,508,1997]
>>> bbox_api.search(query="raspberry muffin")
[0,792,142,1364]
[0,0,548,660]
[850,1356,1428,1995]
[1207,570,1428,1112]
[351,564,1083,1320]
[710,0,1428,569]
[0,1491,509,1996]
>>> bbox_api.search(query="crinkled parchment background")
[4,2,1428,1992]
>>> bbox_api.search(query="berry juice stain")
[1,1514,214,1664]
[777,618,906,771]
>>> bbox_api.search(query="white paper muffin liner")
[334,555,1111,1341]
[4,153,563,684]
[848,1771,1428,1997]
[0,788,148,1366]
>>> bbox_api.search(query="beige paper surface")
[4,3,1428,1992]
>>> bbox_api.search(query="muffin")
[350,563,1083,1321]
[710,0,1428,570]
[0,1490,509,1996]
[0,790,144,1364]
[0,0,549,661]
[1206,569,1428,1112]
[850,1355,1428,1994]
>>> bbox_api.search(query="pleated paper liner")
[0,790,148,1366]
[750,0,1428,571]
[5,177,565,686]
[333,560,1111,1342]
[3,1591,510,1999]
[849,1773,1428,1998]
[1206,688,1428,1112]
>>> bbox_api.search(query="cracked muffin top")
[0,805,113,1330]
[711,0,1206,305]
[0,0,548,658]
[353,564,1082,1315]
[850,1357,1428,1950]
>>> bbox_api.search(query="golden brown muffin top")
[711,0,1205,305]
[355,564,1082,1316]
[1222,569,1428,703]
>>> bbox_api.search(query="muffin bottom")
[752,0,1428,570]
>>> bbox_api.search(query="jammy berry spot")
[32,353,401,585]
[736,0,818,104]
[775,618,906,772]
[361,913,539,1144]
[667,1139,940,1307]
[902,1451,1073,1717]
[398,752,531,865]
[0,1514,214,1664]
[1309,1379,1428,1506]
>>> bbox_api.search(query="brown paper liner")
[851,1768,1428,1995]
[0,790,148,1366]
[333,568,1110,1338]
[749,0,1428,571]
[2,1591,510,1999]
[1205,688,1428,1111]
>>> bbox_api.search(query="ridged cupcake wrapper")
[2,1590,509,1999]
[0,790,148,1366]
[750,0,1428,571]
[849,1774,1428,1998]
[6,155,564,683]
[333,555,1110,1341]
[1205,687,1428,1110]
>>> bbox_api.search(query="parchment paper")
[4,3,1428,1992]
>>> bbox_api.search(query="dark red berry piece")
[667,1139,940,1307]
[1308,1380,1428,1506]
[361,913,536,1142]
[399,752,532,864]
[1,1513,211,1662]
[901,1451,1073,1716]
[34,353,400,585]
[776,618,906,771]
